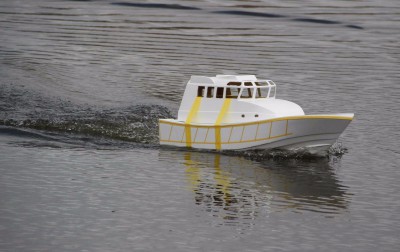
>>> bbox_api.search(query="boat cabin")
[177,75,304,124]
[195,77,276,100]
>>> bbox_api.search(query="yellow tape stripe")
[160,132,292,144]
[184,126,191,147]
[215,99,231,125]
[215,99,231,150]
[184,97,202,148]
[215,127,222,150]
[185,97,202,124]
[160,114,354,128]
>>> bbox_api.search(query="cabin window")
[197,86,205,97]
[240,82,253,98]
[255,81,268,86]
[216,87,224,98]
[226,82,241,98]
[240,88,253,98]
[207,87,214,98]
[255,82,268,98]
[256,87,269,98]
[269,86,276,97]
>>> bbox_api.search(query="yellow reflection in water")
[183,152,260,225]
[183,152,201,192]
[213,154,231,203]
[184,152,232,201]
[177,150,350,224]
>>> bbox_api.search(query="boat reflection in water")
[175,151,350,226]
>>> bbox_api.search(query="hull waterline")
[159,114,353,151]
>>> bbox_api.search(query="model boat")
[159,75,353,151]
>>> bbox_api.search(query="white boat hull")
[159,114,353,151]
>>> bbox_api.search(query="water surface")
[1,0,399,251]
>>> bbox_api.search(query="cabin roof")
[189,75,268,86]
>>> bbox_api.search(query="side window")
[255,82,268,98]
[197,86,205,97]
[216,87,224,98]
[226,82,241,98]
[240,82,253,98]
[240,88,252,98]
[256,88,268,98]
[269,86,276,97]
[207,87,214,98]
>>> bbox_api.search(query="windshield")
[219,80,276,99]
[255,87,269,98]
[255,81,268,86]
[254,82,267,98]
[226,82,241,98]
[269,86,276,97]
[240,82,253,98]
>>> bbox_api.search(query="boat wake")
[223,142,348,161]
[0,83,348,158]
[0,124,348,159]
[0,82,173,145]
[1,104,172,144]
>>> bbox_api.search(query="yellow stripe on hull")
[184,97,202,148]
[160,114,354,128]
[215,99,231,150]
[159,114,353,151]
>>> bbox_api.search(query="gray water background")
[0,0,399,251]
